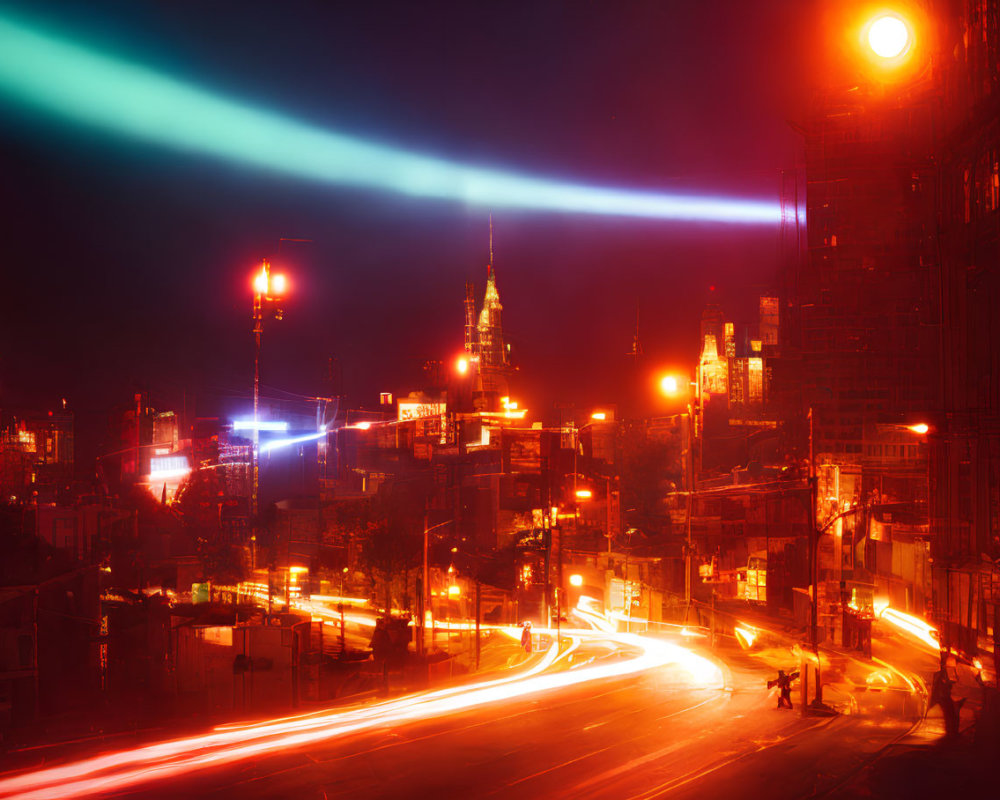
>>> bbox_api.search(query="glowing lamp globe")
[270,273,287,295]
[456,357,469,374]
[868,14,910,59]
[660,375,679,395]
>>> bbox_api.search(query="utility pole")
[419,511,428,656]
[684,405,696,622]
[339,566,347,656]
[475,581,481,670]
[134,392,142,483]
[807,407,832,714]
[249,259,286,614]
[555,523,562,648]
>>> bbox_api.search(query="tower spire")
[629,303,643,363]
[489,212,494,267]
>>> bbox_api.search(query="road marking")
[624,717,833,800]
[219,672,672,793]
[490,694,725,795]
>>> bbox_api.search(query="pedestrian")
[973,666,999,748]
[370,617,392,691]
[929,654,962,737]
[520,621,532,654]
[768,669,799,709]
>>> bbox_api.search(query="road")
[0,619,929,800]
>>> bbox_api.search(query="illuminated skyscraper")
[476,264,508,370]
[463,219,512,406]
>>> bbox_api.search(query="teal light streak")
[0,12,783,224]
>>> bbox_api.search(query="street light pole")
[684,404,695,622]
[605,475,613,556]
[339,566,348,655]
[249,259,286,600]
[420,511,429,656]
[419,518,453,656]
[659,373,698,623]
[252,274,264,520]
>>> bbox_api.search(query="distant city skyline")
[0,0,806,466]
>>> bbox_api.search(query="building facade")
[795,0,1000,654]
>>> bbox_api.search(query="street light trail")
[572,595,618,633]
[0,631,721,800]
[0,13,784,225]
[877,606,940,652]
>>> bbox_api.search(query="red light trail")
[0,628,722,799]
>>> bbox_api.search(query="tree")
[471,543,518,592]
[176,467,244,584]
[323,496,375,570]
[620,423,681,538]
[358,483,425,614]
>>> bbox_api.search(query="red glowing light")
[253,266,269,295]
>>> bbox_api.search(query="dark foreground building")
[793,1,999,655]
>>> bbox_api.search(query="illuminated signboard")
[398,402,446,422]
[149,455,190,481]
[232,419,289,432]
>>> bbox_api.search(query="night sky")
[0,1,811,462]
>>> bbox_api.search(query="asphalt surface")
[5,599,970,800]
[94,634,922,800]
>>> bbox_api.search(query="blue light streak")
[261,431,325,454]
[0,12,785,225]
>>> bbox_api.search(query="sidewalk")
[705,601,958,718]
[703,600,1000,798]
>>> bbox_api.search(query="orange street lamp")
[907,423,930,435]
[456,356,469,374]
[866,13,911,60]
[575,488,593,500]
[660,375,679,395]
[569,573,584,587]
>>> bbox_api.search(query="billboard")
[398,402,446,421]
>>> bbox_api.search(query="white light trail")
[733,624,757,649]
[877,606,940,652]
[260,431,326,453]
[232,419,289,432]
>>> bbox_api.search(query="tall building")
[693,297,783,474]
[800,60,940,464]
[933,0,1000,653]
[463,221,512,408]
[0,403,74,504]
[792,1,1000,653]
